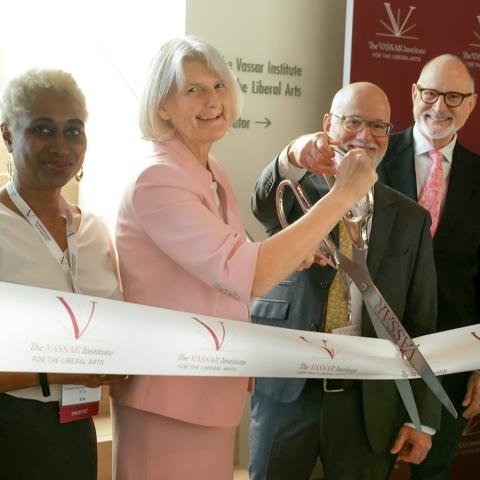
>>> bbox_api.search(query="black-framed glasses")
[416,84,474,108]
[330,113,393,137]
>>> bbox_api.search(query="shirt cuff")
[404,423,436,435]
[278,146,307,182]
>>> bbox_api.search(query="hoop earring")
[75,167,84,182]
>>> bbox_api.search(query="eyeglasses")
[330,113,393,137]
[416,84,474,108]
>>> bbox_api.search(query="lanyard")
[6,181,81,294]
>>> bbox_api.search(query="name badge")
[60,385,101,423]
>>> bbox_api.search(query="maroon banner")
[345,0,480,153]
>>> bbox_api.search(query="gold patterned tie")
[324,222,352,333]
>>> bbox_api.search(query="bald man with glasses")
[378,53,480,480]
[248,82,440,480]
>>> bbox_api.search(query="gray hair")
[1,69,88,128]
[139,35,243,142]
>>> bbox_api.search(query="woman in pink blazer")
[112,36,377,480]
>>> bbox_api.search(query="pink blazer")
[111,137,260,427]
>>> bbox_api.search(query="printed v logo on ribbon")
[299,336,335,359]
[193,317,225,351]
[57,296,97,339]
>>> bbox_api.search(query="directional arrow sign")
[255,117,272,128]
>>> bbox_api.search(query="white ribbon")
[1,281,479,379]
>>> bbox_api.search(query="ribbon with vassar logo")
[1,281,479,380]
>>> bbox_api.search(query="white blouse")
[0,203,122,401]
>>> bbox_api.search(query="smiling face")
[412,57,477,149]
[158,59,233,163]
[324,82,390,167]
[1,89,87,191]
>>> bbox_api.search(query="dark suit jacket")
[378,126,480,410]
[250,156,441,454]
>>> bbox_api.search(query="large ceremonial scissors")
[275,145,457,430]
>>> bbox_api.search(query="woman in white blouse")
[0,69,124,479]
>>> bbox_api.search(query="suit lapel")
[434,144,476,243]
[383,128,418,201]
[367,184,397,280]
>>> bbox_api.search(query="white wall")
[186,0,347,240]
[0,0,187,231]
[75,1,187,232]
[0,50,8,185]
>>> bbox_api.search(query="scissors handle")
[275,179,338,268]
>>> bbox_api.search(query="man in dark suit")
[378,54,480,480]
[249,82,440,480]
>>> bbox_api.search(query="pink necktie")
[419,150,444,236]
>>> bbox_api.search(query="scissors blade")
[364,301,422,430]
[394,379,423,431]
[337,251,458,419]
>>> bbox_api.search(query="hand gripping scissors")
[275,145,457,430]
